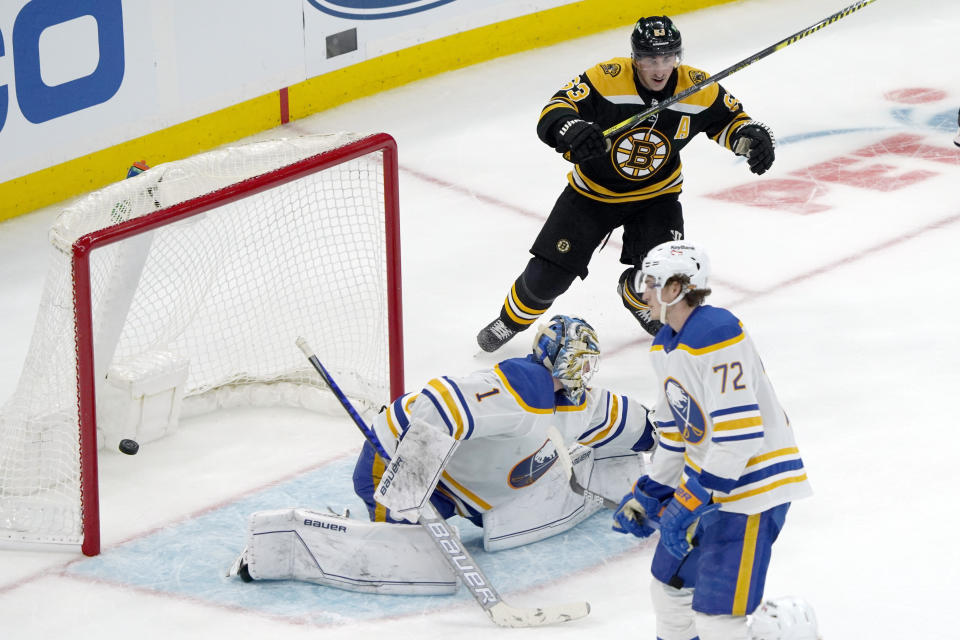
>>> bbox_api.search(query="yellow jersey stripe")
[746,447,799,467]
[428,378,465,440]
[441,470,493,511]
[714,416,763,431]
[572,164,682,198]
[581,394,619,444]
[675,331,745,355]
[385,407,400,439]
[713,474,809,504]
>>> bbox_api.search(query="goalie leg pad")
[375,417,459,522]
[585,450,646,501]
[244,508,458,595]
[482,445,600,551]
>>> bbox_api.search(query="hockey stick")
[547,427,708,549]
[603,0,878,141]
[546,426,619,510]
[296,337,590,628]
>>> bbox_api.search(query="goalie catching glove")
[733,121,776,175]
[554,119,608,164]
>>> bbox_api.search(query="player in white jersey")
[357,314,654,527]
[611,241,814,640]
[228,315,656,594]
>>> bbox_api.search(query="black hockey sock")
[498,273,554,331]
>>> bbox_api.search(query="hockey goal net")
[0,132,403,556]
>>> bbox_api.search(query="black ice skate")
[477,318,519,352]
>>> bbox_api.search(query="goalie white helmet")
[634,240,711,322]
[531,315,600,404]
[749,596,821,640]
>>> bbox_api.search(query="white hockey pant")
[481,446,645,551]
[244,508,458,595]
[650,579,749,640]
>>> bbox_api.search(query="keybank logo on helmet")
[0,0,124,133]
[306,0,457,20]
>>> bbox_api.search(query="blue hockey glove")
[612,476,673,538]
[659,476,721,558]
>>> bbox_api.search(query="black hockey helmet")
[631,16,682,60]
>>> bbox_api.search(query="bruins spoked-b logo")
[612,129,671,180]
[556,239,572,253]
[508,440,558,488]
[664,377,706,444]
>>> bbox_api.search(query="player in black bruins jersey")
[477,16,775,352]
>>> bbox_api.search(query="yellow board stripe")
[713,416,763,431]
[1,0,738,222]
[733,513,761,615]
[427,378,465,439]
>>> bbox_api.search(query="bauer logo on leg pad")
[378,455,404,495]
[303,519,347,532]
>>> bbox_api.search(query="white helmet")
[634,240,711,323]
[748,597,821,640]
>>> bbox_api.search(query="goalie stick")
[296,337,590,628]
[603,0,878,141]
[546,427,710,551]
[546,427,619,511]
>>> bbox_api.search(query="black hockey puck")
[118,438,140,455]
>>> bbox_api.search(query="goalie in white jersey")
[229,315,656,595]
[611,241,816,640]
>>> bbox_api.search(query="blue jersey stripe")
[735,459,805,488]
[710,404,760,418]
[579,392,612,441]
[421,388,455,436]
[444,376,475,440]
[712,432,764,443]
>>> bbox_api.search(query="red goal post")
[0,133,403,556]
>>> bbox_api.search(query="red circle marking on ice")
[883,88,947,104]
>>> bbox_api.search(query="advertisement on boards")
[0,0,303,184]
[302,0,578,77]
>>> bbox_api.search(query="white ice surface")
[2,0,959,637]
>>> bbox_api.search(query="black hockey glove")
[554,119,608,164]
[733,122,776,175]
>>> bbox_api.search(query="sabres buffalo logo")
[600,63,622,77]
[612,129,671,180]
[508,440,558,488]
[664,378,707,444]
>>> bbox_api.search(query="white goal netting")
[0,133,402,552]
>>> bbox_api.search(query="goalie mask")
[531,315,600,404]
[635,241,711,323]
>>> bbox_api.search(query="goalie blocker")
[232,444,644,594]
